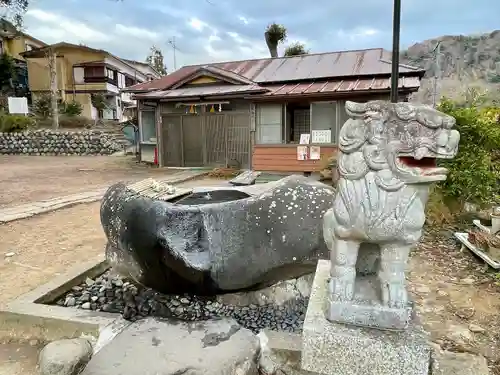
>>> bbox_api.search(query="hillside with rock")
[401,30,500,103]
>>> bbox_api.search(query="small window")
[140,110,156,142]
[106,68,115,80]
[255,104,283,144]
[25,43,33,51]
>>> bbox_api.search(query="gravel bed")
[54,271,307,334]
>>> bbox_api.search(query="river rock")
[81,317,260,375]
[101,175,334,295]
[38,338,93,375]
[0,129,122,156]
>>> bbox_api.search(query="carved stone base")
[302,260,431,375]
[327,274,413,330]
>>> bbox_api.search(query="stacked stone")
[56,271,308,334]
[0,129,123,155]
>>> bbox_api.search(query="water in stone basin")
[54,270,308,334]
[171,189,251,205]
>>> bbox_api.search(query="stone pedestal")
[327,273,413,330]
[301,260,431,375]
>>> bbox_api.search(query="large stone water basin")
[100,175,335,295]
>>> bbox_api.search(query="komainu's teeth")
[414,147,427,160]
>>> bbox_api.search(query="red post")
[154,147,158,165]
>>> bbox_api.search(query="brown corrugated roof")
[126,48,424,93]
[135,84,268,100]
[255,76,420,98]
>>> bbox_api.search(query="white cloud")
[25,9,111,43]
[208,32,221,43]
[337,27,380,41]
[238,16,249,25]
[227,31,245,44]
[115,24,159,40]
[187,17,208,32]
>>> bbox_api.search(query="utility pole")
[46,47,59,129]
[432,41,441,108]
[168,37,177,71]
[390,0,402,103]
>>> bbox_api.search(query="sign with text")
[299,133,310,144]
[297,146,308,160]
[310,146,320,160]
[311,130,331,144]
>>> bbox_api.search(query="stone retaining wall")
[0,129,123,156]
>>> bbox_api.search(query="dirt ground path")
[0,343,40,375]
[0,155,173,207]
[0,178,228,307]
[0,201,105,307]
[409,227,500,372]
[1,176,500,371]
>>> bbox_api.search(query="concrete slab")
[301,260,431,375]
[0,259,122,344]
[81,317,260,375]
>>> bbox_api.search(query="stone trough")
[0,256,315,346]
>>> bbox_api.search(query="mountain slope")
[401,30,500,103]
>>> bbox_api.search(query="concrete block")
[301,260,431,375]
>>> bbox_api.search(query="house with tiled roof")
[125,48,424,169]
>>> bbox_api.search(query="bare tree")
[45,47,59,129]
[0,0,28,27]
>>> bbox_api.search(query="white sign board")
[299,133,310,144]
[297,146,308,160]
[310,146,321,160]
[8,97,28,115]
[311,130,331,144]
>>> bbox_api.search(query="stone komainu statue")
[323,101,459,314]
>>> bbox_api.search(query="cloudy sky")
[11,0,500,70]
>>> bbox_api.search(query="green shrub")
[32,94,51,119]
[60,100,83,116]
[58,115,92,128]
[0,113,35,132]
[437,98,500,206]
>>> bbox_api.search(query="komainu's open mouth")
[397,155,448,180]
[398,157,437,169]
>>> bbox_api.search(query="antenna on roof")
[168,36,179,71]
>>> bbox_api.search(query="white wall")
[73,67,84,84]
[106,83,119,94]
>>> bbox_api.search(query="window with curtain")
[255,104,283,144]
[140,110,156,142]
